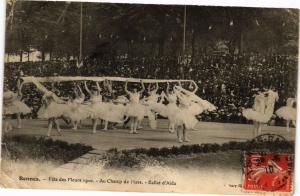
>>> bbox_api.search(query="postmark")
[243,152,293,192]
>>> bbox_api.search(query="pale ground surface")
[0,119,295,194]
[2,119,295,151]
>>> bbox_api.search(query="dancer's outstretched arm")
[166,82,170,96]
[192,81,198,94]
[139,80,145,94]
[147,83,151,93]
[17,80,24,99]
[159,91,167,102]
[84,81,91,96]
[96,81,101,93]
[154,82,159,93]
[77,84,85,99]
[125,81,130,95]
[106,80,113,94]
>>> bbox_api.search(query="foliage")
[5,1,299,61]
[101,139,294,169]
[1,135,93,163]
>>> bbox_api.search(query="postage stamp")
[243,152,293,192]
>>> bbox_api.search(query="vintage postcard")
[0,0,298,195]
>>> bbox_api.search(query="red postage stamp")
[243,152,293,192]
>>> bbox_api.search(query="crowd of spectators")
[4,53,298,125]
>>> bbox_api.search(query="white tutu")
[242,108,270,123]
[126,102,146,120]
[38,102,68,119]
[166,103,181,124]
[89,101,105,119]
[189,102,204,115]
[13,100,31,114]
[100,102,127,123]
[150,103,168,117]
[64,102,91,121]
[199,100,216,112]
[173,107,198,129]
[276,106,296,121]
[79,104,93,119]
[3,103,19,115]
[3,91,19,115]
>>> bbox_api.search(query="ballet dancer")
[165,82,179,133]
[37,91,66,136]
[14,79,32,128]
[67,83,89,130]
[276,98,296,132]
[125,80,145,134]
[243,89,279,137]
[3,83,17,132]
[84,80,103,133]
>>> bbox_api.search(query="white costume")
[3,91,31,115]
[3,91,19,115]
[276,98,296,122]
[65,97,91,121]
[243,90,279,123]
[171,86,216,129]
[174,86,216,113]
[166,92,180,125]
[100,102,127,123]
[126,92,145,121]
[242,93,268,123]
[88,94,103,119]
[173,95,199,129]
[37,92,67,119]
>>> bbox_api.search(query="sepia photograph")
[0,0,299,194]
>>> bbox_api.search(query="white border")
[0,1,299,196]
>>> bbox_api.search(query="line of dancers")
[2,77,297,142]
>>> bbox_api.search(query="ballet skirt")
[189,101,204,115]
[166,93,180,123]
[13,99,31,114]
[145,93,168,117]
[88,95,104,119]
[3,91,19,115]
[242,93,270,123]
[38,101,68,119]
[198,99,216,112]
[65,98,91,121]
[286,98,296,107]
[276,98,296,121]
[170,97,199,129]
[100,102,127,123]
[150,103,168,117]
[178,97,199,129]
[174,107,199,129]
[276,106,296,121]
[242,109,271,123]
[126,93,146,120]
